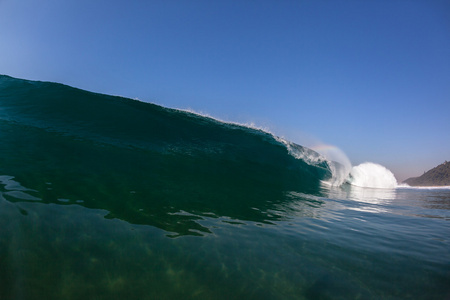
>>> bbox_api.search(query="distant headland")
[403,161,450,186]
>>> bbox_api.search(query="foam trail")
[347,162,397,189]
[397,184,450,190]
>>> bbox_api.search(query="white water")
[396,184,450,190]
[346,162,398,189]
[309,142,398,189]
[275,139,398,189]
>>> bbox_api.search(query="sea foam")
[347,162,398,189]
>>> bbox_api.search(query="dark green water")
[1,75,449,299]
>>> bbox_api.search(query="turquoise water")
[0,75,449,299]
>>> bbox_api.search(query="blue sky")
[1,0,449,181]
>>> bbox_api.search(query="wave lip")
[346,162,398,189]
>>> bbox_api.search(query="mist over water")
[314,147,352,186]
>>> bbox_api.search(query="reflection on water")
[320,182,450,221]
[0,173,298,237]
[279,191,325,219]
[327,182,397,202]
[320,182,397,214]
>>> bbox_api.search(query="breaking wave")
[346,162,398,189]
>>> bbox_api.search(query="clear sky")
[1,0,449,181]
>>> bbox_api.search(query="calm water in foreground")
[1,179,449,300]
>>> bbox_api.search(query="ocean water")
[0,75,449,299]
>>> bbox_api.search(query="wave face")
[346,162,398,189]
[0,75,331,235]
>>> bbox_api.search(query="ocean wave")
[0,75,332,235]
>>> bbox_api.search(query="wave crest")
[346,162,397,189]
